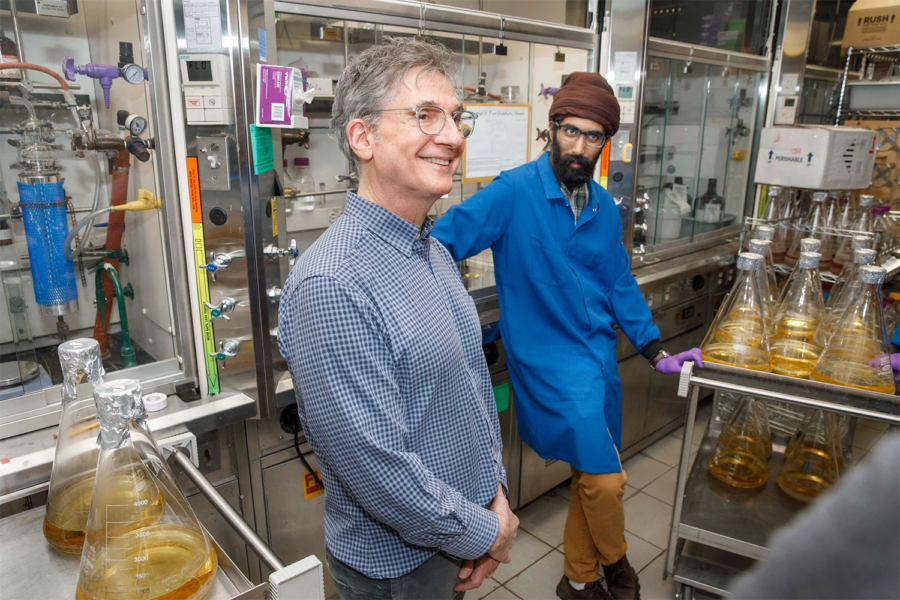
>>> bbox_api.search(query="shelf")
[683,363,900,425]
[677,428,808,561]
[673,541,757,597]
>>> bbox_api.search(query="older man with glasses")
[432,72,703,600]
[278,37,516,600]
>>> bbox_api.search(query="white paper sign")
[184,0,223,53]
[463,104,531,182]
[614,51,638,83]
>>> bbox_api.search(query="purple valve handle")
[63,57,121,109]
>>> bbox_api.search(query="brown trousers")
[562,457,628,583]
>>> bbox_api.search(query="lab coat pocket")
[529,236,564,288]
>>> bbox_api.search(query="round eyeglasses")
[374,106,477,138]
[554,121,609,149]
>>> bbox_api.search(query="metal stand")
[665,362,900,597]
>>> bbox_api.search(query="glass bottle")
[290,157,316,212]
[777,410,842,502]
[748,239,777,332]
[674,176,693,209]
[872,205,895,254]
[811,266,896,394]
[763,188,787,262]
[826,242,876,314]
[774,187,797,260]
[0,216,12,246]
[837,191,856,229]
[776,237,821,307]
[824,190,841,231]
[785,192,834,271]
[831,194,875,275]
[44,339,108,554]
[701,253,771,371]
[762,186,782,223]
[769,252,825,379]
[0,24,21,81]
[708,396,769,488]
[697,178,724,224]
[76,380,218,600]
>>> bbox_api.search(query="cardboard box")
[842,0,900,49]
[754,126,878,190]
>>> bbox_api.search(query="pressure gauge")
[125,114,148,136]
[123,64,146,85]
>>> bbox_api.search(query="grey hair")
[330,36,462,173]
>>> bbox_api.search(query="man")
[278,37,518,600]
[432,72,703,600]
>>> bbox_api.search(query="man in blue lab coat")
[433,73,703,600]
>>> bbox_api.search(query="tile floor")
[475,406,895,600]
[476,402,714,600]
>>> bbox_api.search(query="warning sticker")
[304,470,324,500]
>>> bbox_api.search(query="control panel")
[179,54,234,125]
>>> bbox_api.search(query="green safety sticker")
[493,382,510,413]
[250,124,274,174]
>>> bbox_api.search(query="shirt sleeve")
[291,275,499,559]
[432,171,516,261]
[608,217,661,354]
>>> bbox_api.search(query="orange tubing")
[0,63,70,89]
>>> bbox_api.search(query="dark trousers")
[326,548,466,600]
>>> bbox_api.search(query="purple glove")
[655,348,704,375]
[867,353,900,381]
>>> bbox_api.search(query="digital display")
[186,60,213,82]
[618,85,634,99]
[681,306,695,320]
[784,97,796,107]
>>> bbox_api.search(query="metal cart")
[664,362,900,598]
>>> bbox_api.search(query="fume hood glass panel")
[0,3,179,403]
[648,0,772,56]
[798,78,840,125]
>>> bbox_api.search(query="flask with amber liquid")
[769,252,825,378]
[811,266,896,394]
[818,247,878,347]
[709,396,770,488]
[748,239,777,333]
[776,238,821,308]
[701,253,771,371]
[778,410,842,502]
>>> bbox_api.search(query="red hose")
[1,63,70,88]
[93,149,130,354]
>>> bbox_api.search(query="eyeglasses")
[554,121,609,149]
[373,106,477,139]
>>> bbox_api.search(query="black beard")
[550,133,600,191]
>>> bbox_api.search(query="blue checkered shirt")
[278,191,506,579]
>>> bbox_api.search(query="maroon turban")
[549,72,620,136]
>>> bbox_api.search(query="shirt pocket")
[529,236,565,288]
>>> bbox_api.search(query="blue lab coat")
[432,153,660,474]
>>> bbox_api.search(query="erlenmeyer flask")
[837,191,856,229]
[772,187,796,263]
[76,380,218,600]
[709,396,769,488]
[811,266,896,394]
[776,238,821,307]
[826,244,877,314]
[785,192,834,271]
[701,253,771,371]
[748,239,777,331]
[824,190,841,231]
[872,205,896,254]
[777,410,842,502]
[770,252,825,378]
[44,339,107,553]
[831,195,875,275]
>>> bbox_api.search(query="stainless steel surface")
[643,326,704,437]
[8,0,26,83]
[673,542,756,598]
[518,438,571,507]
[646,38,771,72]
[0,390,255,497]
[765,0,816,127]
[683,363,900,424]
[173,448,286,573]
[198,135,233,191]
[0,506,252,600]
[666,382,699,577]
[273,0,598,50]
[619,352,651,451]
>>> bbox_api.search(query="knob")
[209,340,237,368]
[199,249,245,281]
[207,154,220,169]
[267,286,283,303]
[263,239,299,266]
[269,327,279,341]
[692,275,706,291]
[204,297,236,320]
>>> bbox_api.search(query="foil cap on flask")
[737,252,763,271]
[859,194,875,207]
[828,190,841,199]
[58,338,106,404]
[798,252,821,269]
[749,239,771,255]
[812,191,827,202]
[854,248,877,265]
[768,185,782,196]
[755,226,775,241]
[852,235,874,250]
[94,379,142,450]
[800,238,822,252]
[859,265,886,285]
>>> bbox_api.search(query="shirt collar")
[344,191,434,257]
